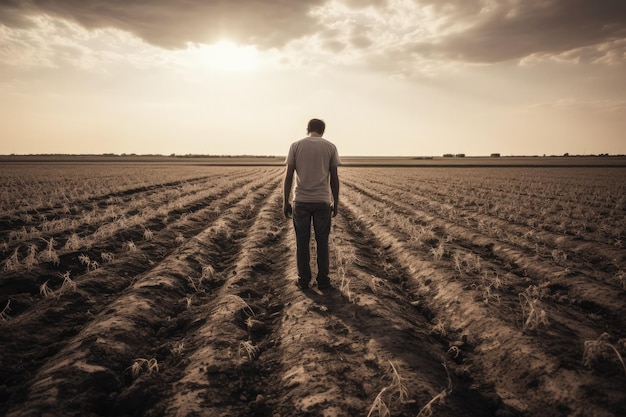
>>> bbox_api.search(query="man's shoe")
[296,280,310,290]
[317,280,332,290]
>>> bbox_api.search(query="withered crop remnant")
[0,160,624,417]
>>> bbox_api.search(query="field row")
[1,164,625,417]
[0,164,223,216]
[339,170,626,416]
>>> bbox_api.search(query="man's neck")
[308,132,322,138]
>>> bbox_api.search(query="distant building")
[490,153,501,157]
[455,153,465,158]
[443,153,454,157]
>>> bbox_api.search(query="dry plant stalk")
[39,280,55,299]
[186,265,216,293]
[201,265,216,281]
[124,240,138,252]
[39,272,77,300]
[24,244,38,270]
[39,237,60,266]
[101,252,114,263]
[367,361,410,417]
[225,294,256,317]
[367,387,391,417]
[143,228,154,241]
[239,340,259,361]
[186,275,205,293]
[170,341,185,356]
[58,271,77,296]
[127,358,159,379]
[416,347,457,417]
[78,253,98,271]
[3,247,20,271]
[0,300,11,321]
[430,242,445,261]
[369,276,393,295]
[334,242,357,302]
[519,285,549,332]
[430,320,447,338]
[582,333,626,376]
[64,233,82,251]
[340,276,355,303]
[184,296,193,309]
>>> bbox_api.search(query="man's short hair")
[307,119,326,135]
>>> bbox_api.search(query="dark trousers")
[292,202,332,285]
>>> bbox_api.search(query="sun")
[192,39,261,72]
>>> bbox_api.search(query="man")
[283,118,340,290]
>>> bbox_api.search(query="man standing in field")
[283,118,340,290]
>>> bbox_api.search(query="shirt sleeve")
[285,143,296,166]
[330,145,341,167]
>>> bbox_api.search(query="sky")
[0,0,625,157]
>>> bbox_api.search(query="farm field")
[1,161,625,417]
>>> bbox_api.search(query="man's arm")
[283,164,295,218]
[330,165,339,217]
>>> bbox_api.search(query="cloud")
[409,0,626,63]
[0,0,624,76]
[521,39,626,66]
[296,0,626,78]
[317,1,626,67]
[0,0,330,49]
[0,15,171,72]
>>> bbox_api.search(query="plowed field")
[1,162,625,417]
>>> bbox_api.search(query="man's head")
[307,118,325,136]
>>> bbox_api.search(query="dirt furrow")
[344,170,625,276]
[0,174,216,238]
[343,172,626,399]
[2,164,624,417]
[340,187,626,417]
[270,250,387,416]
[0,172,279,413]
[0,164,260,225]
[342,178,626,335]
[0,172,271,317]
[0,169,266,267]
[257,202,487,417]
[342,174,624,280]
[155,184,287,417]
[2,176,281,417]
[331,202,517,417]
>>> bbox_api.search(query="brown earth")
[0,164,625,417]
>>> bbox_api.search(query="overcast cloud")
[0,0,327,48]
[423,0,626,63]
[1,0,624,66]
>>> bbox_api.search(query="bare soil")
[1,164,625,417]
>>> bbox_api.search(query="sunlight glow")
[187,40,261,72]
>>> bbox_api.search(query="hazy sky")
[1,0,625,156]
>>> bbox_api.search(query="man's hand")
[330,166,339,218]
[283,165,295,219]
[284,202,293,218]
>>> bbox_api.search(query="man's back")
[286,136,340,204]
[283,118,340,290]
